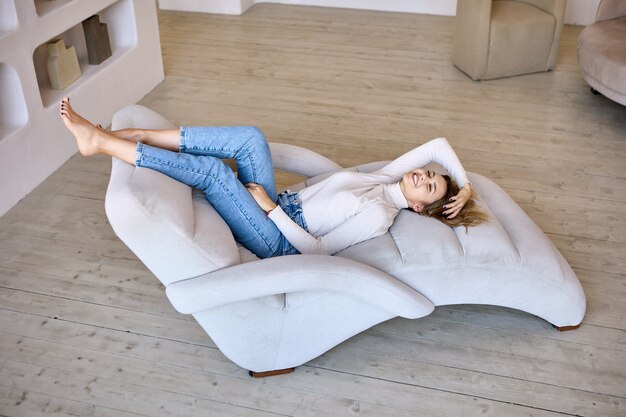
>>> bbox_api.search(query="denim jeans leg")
[178,126,277,202]
[135,142,283,259]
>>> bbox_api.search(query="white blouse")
[268,137,470,255]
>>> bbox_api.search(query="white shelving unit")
[0,0,164,216]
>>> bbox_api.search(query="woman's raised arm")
[375,137,470,188]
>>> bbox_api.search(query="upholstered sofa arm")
[269,143,342,178]
[165,255,434,319]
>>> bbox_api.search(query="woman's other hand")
[245,183,277,213]
[443,183,471,219]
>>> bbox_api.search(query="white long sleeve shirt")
[268,137,470,255]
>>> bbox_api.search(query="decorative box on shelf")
[83,14,113,65]
[46,38,82,90]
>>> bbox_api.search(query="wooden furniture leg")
[556,324,581,331]
[249,368,295,378]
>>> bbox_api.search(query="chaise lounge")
[105,105,586,375]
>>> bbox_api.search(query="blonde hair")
[420,175,488,228]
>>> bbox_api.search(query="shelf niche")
[0,63,28,141]
[34,0,73,17]
[0,0,19,37]
[32,0,137,107]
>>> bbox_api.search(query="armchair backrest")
[496,0,567,69]
[596,0,626,22]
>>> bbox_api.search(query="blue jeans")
[134,126,307,259]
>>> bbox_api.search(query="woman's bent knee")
[246,126,268,146]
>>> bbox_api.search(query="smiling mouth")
[413,173,418,187]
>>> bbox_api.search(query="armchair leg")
[249,368,295,378]
[555,324,581,332]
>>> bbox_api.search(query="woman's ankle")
[111,128,143,142]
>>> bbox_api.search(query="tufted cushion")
[452,199,520,267]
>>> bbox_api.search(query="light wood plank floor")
[1,4,625,416]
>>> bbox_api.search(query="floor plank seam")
[0,285,186,322]
[312,349,626,401]
[0,383,148,417]
[374,321,626,352]
[309,365,587,416]
[0,307,214,350]
[572,266,625,278]
[0,367,293,417]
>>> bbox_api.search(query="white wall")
[564,0,601,25]
[264,0,458,15]
[158,0,248,14]
[158,0,602,25]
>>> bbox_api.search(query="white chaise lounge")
[105,105,586,376]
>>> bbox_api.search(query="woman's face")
[400,168,447,212]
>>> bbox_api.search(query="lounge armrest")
[165,255,434,319]
[269,143,342,178]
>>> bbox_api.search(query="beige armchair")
[453,0,567,80]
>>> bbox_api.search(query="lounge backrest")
[106,105,241,286]
[333,164,566,286]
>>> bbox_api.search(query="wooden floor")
[1,4,625,416]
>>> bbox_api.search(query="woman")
[60,97,486,259]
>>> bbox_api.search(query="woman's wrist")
[265,203,278,215]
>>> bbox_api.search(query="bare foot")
[60,97,103,156]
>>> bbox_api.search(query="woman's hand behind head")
[420,176,488,229]
[443,183,472,219]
